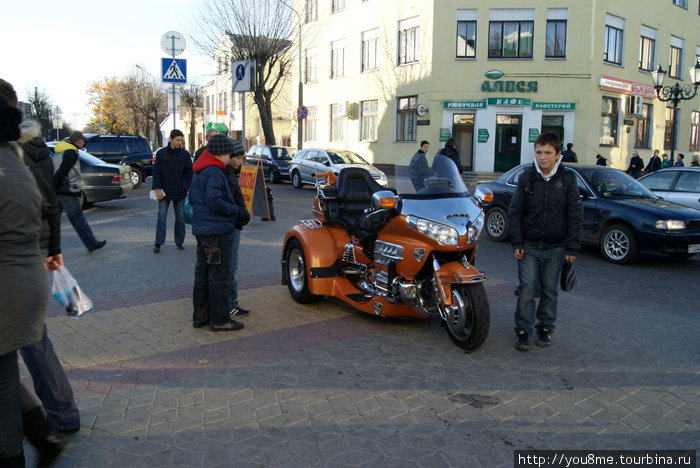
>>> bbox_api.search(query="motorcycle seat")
[335,167,384,234]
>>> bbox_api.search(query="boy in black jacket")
[508,132,582,351]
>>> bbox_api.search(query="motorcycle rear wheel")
[443,283,490,351]
[285,238,321,303]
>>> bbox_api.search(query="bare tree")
[188,0,293,145]
[123,70,169,148]
[179,84,203,153]
[26,87,53,137]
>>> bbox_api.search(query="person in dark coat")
[152,129,193,252]
[0,93,68,467]
[595,154,607,166]
[408,140,432,190]
[626,151,644,179]
[437,137,463,174]
[224,142,251,319]
[561,143,578,163]
[674,154,685,167]
[189,135,243,332]
[508,132,582,351]
[643,149,661,174]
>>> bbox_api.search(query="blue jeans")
[192,234,231,327]
[155,198,185,246]
[19,325,80,433]
[227,229,241,310]
[57,194,100,250]
[514,246,565,335]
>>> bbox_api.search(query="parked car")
[476,164,700,264]
[289,148,388,189]
[48,142,134,208]
[246,145,296,183]
[638,167,700,210]
[82,134,153,188]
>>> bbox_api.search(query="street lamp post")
[279,0,303,150]
[650,60,700,163]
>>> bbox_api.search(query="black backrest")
[337,167,383,204]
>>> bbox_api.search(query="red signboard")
[598,75,656,99]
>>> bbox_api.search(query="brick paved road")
[23,181,699,467]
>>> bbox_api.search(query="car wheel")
[291,170,303,189]
[130,167,143,188]
[600,224,639,264]
[485,207,508,242]
[269,169,277,184]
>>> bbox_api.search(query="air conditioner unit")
[336,101,347,117]
[347,102,359,120]
[628,95,643,116]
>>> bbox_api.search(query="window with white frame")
[635,103,652,149]
[331,40,346,78]
[456,10,477,59]
[362,29,379,72]
[330,104,345,142]
[600,96,619,146]
[332,0,345,13]
[304,48,318,83]
[669,36,684,79]
[690,111,700,151]
[398,17,420,65]
[304,106,317,142]
[306,0,317,22]
[604,14,625,66]
[672,0,687,9]
[361,100,378,141]
[396,95,417,141]
[545,9,567,58]
[639,26,657,71]
[488,9,535,58]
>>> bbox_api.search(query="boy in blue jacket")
[188,135,244,331]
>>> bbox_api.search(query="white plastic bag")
[51,266,93,317]
[149,189,165,201]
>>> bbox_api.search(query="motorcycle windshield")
[394,153,469,199]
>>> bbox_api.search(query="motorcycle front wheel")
[443,283,490,351]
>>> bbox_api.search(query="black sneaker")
[153,244,161,253]
[176,243,185,250]
[515,332,530,351]
[192,321,209,329]
[209,320,244,332]
[230,306,250,317]
[88,240,106,252]
[536,329,552,347]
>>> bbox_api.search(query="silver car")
[289,148,388,189]
[638,167,700,210]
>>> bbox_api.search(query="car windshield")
[580,168,657,199]
[270,147,295,161]
[327,150,369,165]
[394,153,468,199]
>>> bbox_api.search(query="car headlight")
[406,215,458,245]
[655,220,686,230]
[468,211,485,243]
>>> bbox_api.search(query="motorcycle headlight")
[406,215,458,245]
[655,220,686,230]
[468,211,485,243]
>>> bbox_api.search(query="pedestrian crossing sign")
[161,58,187,83]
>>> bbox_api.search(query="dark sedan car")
[48,143,134,208]
[477,164,700,264]
[246,145,295,183]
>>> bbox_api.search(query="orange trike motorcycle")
[281,154,493,350]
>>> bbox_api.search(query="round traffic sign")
[161,31,186,57]
[297,105,308,120]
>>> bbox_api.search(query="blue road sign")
[235,64,245,81]
[297,106,308,120]
[162,58,187,83]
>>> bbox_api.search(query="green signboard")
[443,100,486,109]
[487,97,531,106]
[477,129,489,143]
[439,128,451,142]
[528,128,540,143]
[531,102,576,110]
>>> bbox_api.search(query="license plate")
[689,244,700,253]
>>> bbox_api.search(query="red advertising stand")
[239,158,272,223]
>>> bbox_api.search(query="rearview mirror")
[370,190,398,210]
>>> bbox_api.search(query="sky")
[0,0,213,130]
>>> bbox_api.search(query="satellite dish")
[161,31,186,56]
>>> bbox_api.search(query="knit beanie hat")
[207,134,244,156]
[0,95,21,142]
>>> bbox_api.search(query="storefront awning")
[206,122,229,134]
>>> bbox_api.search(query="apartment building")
[290,0,700,172]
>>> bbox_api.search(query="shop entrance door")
[453,114,474,171]
[541,115,564,142]
[494,115,522,173]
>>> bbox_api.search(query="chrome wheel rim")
[288,248,305,292]
[604,230,629,261]
[487,211,505,237]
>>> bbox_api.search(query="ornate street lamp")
[650,60,700,163]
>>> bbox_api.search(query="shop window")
[396,95,417,141]
[488,21,533,58]
[600,96,619,146]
